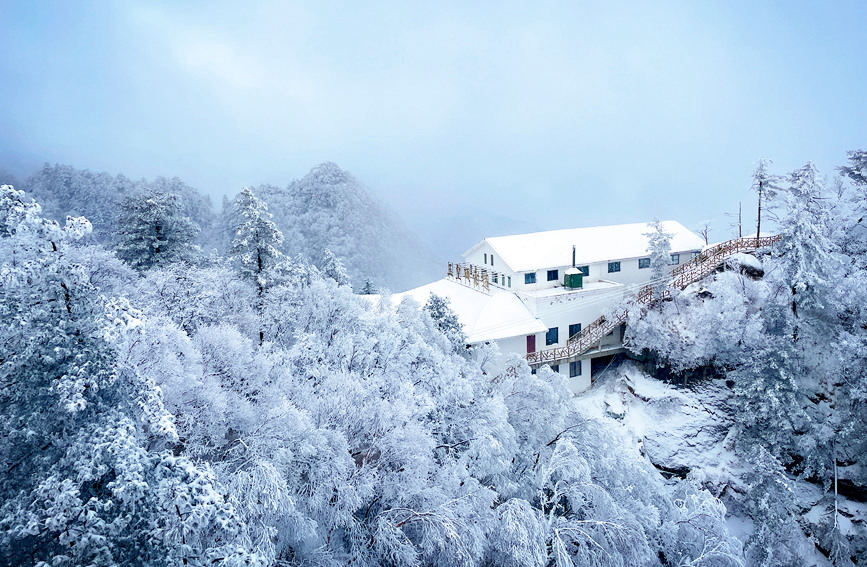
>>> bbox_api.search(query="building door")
[526,335,536,353]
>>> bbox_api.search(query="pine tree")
[424,293,466,353]
[116,191,199,271]
[644,220,672,297]
[0,186,254,566]
[321,248,350,287]
[768,162,841,334]
[839,149,867,188]
[228,187,284,344]
[360,279,377,294]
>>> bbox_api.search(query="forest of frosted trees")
[1,150,866,566]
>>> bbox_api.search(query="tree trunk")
[257,247,264,346]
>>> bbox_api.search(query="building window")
[570,361,582,377]
[638,257,650,269]
[493,273,498,284]
[550,364,559,373]
[608,261,621,273]
[525,273,536,284]
[545,327,559,346]
[508,276,512,287]
[670,253,680,265]
[693,251,701,259]
[569,323,582,338]
[547,269,559,281]
[483,253,487,264]
[491,255,494,266]
[578,265,589,277]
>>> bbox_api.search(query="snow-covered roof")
[465,220,705,273]
[389,279,547,343]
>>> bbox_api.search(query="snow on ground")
[576,360,861,566]
[575,361,745,486]
[726,252,763,274]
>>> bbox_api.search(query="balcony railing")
[446,261,511,294]
[526,235,782,365]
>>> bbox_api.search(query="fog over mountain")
[251,162,442,291]
[1,161,442,292]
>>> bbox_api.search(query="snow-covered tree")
[644,219,673,297]
[321,247,350,286]
[2,177,763,567]
[21,164,214,243]
[625,155,867,564]
[838,149,867,188]
[228,187,284,343]
[116,191,200,270]
[360,279,378,294]
[0,186,255,567]
[251,163,441,290]
[424,293,466,353]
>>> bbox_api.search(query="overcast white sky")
[2,1,865,256]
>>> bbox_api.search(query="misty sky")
[2,1,865,257]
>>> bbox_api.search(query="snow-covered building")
[393,221,706,393]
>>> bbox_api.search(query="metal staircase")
[526,235,781,365]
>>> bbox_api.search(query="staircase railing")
[526,235,781,365]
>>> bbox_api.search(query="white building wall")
[462,239,702,395]
[510,248,701,292]
[484,333,591,394]
[461,242,517,290]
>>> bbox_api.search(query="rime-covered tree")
[644,219,672,297]
[115,191,199,270]
[424,293,466,353]
[751,158,777,241]
[22,164,214,242]
[251,163,441,290]
[0,186,254,567]
[839,149,867,189]
[767,162,841,339]
[360,279,377,294]
[228,187,284,343]
[626,156,867,563]
[321,247,350,286]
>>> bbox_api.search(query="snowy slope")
[577,362,860,566]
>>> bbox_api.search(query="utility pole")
[738,201,742,238]
[756,179,763,247]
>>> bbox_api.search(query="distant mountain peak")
[305,162,354,186]
[252,162,442,291]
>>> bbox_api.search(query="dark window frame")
[545,327,559,346]
[608,261,621,273]
[547,269,559,281]
[569,323,582,338]
[524,272,536,284]
[638,257,650,269]
[569,360,582,377]
[670,253,680,265]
